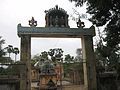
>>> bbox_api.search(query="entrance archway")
[17,5,97,90]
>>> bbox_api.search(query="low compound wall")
[62,85,84,90]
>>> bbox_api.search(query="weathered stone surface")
[17,24,95,38]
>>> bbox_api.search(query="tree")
[31,54,41,67]
[48,48,63,62]
[13,47,19,62]
[64,54,74,63]
[63,54,84,84]
[31,51,49,67]
[69,0,120,48]
[63,54,74,78]
[69,0,120,70]
[0,38,18,64]
[0,36,6,63]
[31,49,64,67]
[6,45,13,58]
[41,51,48,60]
[0,36,5,58]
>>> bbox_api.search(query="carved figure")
[61,16,65,27]
[45,14,49,27]
[50,16,53,27]
[55,16,59,27]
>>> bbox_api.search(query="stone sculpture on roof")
[45,5,69,27]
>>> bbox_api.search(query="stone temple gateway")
[17,5,97,90]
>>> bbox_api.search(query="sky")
[0,0,93,60]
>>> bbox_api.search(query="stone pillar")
[81,36,97,90]
[20,35,31,90]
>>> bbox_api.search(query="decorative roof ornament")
[29,17,37,27]
[77,18,85,28]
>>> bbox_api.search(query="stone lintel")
[17,24,95,38]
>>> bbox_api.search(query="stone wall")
[0,84,19,90]
[62,85,84,90]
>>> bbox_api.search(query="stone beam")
[17,24,95,38]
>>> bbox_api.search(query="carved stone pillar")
[81,36,97,90]
[20,35,31,90]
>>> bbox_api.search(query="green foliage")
[63,54,84,83]
[64,54,74,63]
[0,36,20,75]
[69,0,120,75]
[0,57,13,64]
[0,36,19,63]
[95,40,120,73]
[63,62,84,83]
[31,48,64,66]
[0,36,9,64]
[13,47,19,55]
[0,63,22,75]
[0,36,5,58]
[41,51,48,59]
[69,0,87,7]
[31,51,49,67]
[48,48,63,62]
[6,45,13,58]
[31,54,41,66]
[69,0,120,48]
[13,47,19,62]
[38,51,48,66]
[63,54,74,77]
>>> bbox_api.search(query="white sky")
[0,0,93,60]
